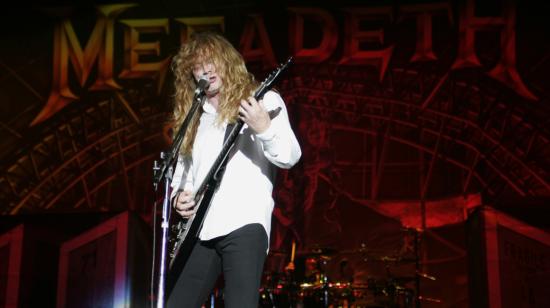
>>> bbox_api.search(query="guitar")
[166,57,293,295]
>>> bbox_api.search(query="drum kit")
[260,248,426,308]
[258,244,427,308]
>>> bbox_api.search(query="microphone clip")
[194,75,210,97]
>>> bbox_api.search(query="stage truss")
[0,60,549,216]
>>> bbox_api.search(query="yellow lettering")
[118,18,170,79]
[32,4,135,126]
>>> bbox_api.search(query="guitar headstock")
[254,57,293,100]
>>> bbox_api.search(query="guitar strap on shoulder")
[214,121,236,182]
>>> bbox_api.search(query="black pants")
[167,223,268,308]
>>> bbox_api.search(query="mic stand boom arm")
[152,93,206,308]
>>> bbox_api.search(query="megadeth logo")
[32,0,537,126]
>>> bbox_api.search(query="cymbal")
[268,249,287,257]
[298,247,338,258]
[361,255,417,263]
[340,247,417,263]
[300,281,352,290]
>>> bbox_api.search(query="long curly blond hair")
[171,32,257,155]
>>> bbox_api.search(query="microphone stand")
[152,92,206,308]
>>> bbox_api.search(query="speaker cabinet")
[468,207,550,308]
[56,211,151,308]
[0,225,23,308]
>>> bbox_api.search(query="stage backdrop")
[0,1,549,306]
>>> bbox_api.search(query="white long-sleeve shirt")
[170,90,301,241]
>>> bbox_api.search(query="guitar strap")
[175,121,235,192]
[214,121,237,181]
[224,122,235,143]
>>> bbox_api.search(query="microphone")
[194,75,210,95]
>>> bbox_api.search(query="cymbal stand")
[320,258,329,308]
[285,241,297,308]
[413,229,421,308]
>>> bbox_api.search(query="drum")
[298,279,354,307]
[350,279,415,308]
